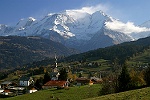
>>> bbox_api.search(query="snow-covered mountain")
[129,20,150,40]
[0,10,150,52]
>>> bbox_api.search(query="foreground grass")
[1,84,100,100]
[85,87,150,100]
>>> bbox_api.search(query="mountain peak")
[15,17,36,30]
[28,17,36,21]
[64,9,90,20]
[93,10,106,16]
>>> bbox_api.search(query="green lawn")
[85,87,150,100]
[1,84,101,100]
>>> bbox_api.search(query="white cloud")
[105,20,150,34]
[66,4,109,15]
[77,4,109,14]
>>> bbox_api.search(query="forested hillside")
[65,36,150,64]
[0,36,77,68]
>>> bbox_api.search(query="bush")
[99,75,118,95]
[99,82,115,95]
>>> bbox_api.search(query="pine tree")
[118,63,131,92]
[144,66,150,86]
[78,73,82,78]
[58,68,68,81]
[34,77,43,90]
[43,72,51,84]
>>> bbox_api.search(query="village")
[0,55,103,98]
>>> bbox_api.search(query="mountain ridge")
[0,10,150,52]
[64,36,150,64]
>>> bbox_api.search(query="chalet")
[9,87,25,95]
[76,78,93,86]
[43,80,68,89]
[90,77,103,84]
[2,89,13,95]
[1,81,13,89]
[19,76,34,86]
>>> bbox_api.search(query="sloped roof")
[50,72,59,76]
[27,86,37,90]
[44,81,67,87]
[1,81,12,85]
[50,72,59,77]
[20,76,32,81]
[76,78,92,83]
[4,89,10,93]
[29,87,37,90]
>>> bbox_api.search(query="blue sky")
[0,0,150,25]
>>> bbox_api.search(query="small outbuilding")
[76,78,93,86]
[1,81,13,89]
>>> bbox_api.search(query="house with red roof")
[42,80,68,89]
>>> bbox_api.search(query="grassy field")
[85,87,150,100]
[1,84,101,100]
[2,85,150,100]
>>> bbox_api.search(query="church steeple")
[53,51,58,72]
[50,51,60,80]
[55,52,57,68]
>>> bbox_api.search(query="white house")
[19,76,34,86]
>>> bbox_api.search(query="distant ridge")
[64,36,150,64]
[0,36,77,68]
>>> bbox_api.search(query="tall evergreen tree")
[144,66,150,86]
[78,72,83,78]
[43,72,51,84]
[118,63,131,92]
[34,77,43,90]
[58,68,68,81]
[88,72,93,79]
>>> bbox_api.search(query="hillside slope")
[0,36,77,68]
[85,87,150,100]
[65,36,150,64]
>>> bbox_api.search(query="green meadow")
[2,84,100,100]
[85,87,150,100]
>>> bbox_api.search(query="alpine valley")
[1,9,150,52]
[1,5,150,100]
